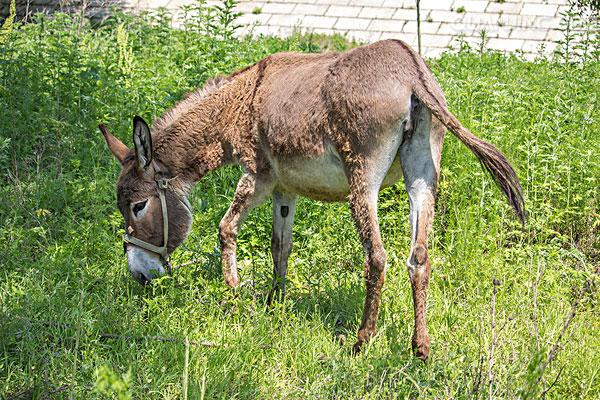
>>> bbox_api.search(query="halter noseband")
[122,172,173,275]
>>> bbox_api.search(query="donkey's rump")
[259,41,417,156]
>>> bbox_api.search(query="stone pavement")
[130,0,571,58]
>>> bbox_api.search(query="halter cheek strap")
[122,177,172,274]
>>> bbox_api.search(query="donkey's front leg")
[268,191,298,303]
[348,177,387,354]
[219,173,273,287]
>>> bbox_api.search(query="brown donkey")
[100,40,524,359]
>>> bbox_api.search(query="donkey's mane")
[152,63,255,133]
[151,76,229,132]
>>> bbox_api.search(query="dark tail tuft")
[450,125,526,224]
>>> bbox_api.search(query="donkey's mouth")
[131,271,152,286]
[126,246,166,284]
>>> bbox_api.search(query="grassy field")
[0,6,599,400]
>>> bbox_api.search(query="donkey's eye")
[132,200,148,217]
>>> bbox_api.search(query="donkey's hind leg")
[347,173,388,354]
[400,102,444,360]
[219,173,273,287]
[268,191,298,303]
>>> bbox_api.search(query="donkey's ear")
[132,116,152,170]
[99,123,129,165]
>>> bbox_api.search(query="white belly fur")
[271,123,405,201]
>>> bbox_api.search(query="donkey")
[100,40,524,359]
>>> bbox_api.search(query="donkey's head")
[100,116,193,285]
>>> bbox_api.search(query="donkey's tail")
[412,81,525,224]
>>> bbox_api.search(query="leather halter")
[122,166,174,275]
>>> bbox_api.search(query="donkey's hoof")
[224,272,239,288]
[352,329,374,355]
[412,335,430,361]
[266,287,285,305]
[352,340,364,355]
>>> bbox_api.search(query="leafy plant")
[555,0,600,64]
[0,0,15,44]
[95,365,132,400]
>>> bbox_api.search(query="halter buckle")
[158,178,169,190]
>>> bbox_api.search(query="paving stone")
[480,25,513,38]
[313,0,350,5]
[234,1,265,14]
[462,13,502,27]
[277,26,296,36]
[335,17,371,30]
[423,46,448,57]
[424,0,455,11]
[369,18,406,32]
[498,13,537,28]
[393,7,417,21]
[522,43,557,59]
[420,33,451,47]
[510,27,548,40]
[326,5,362,17]
[437,22,474,35]
[487,37,524,51]
[302,14,338,29]
[452,0,488,13]
[381,0,414,7]
[427,10,465,23]
[348,29,383,42]
[237,12,272,26]
[293,3,329,15]
[167,0,197,8]
[521,3,558,16]
[545,29,564,42]
[533,16,562,29]
[555,4,571,14]
[359,6,397,19]
[261,2,296,14]
[348,0,385,6]
[520,52,537,61]
[312,27,338,35]
[252,24,281,36]
[449,35,481,49]
[541,40,558,52]
[521,39,546,53]
[403,21,440,34]
[485,1,522,14]
[146,0,170,7]
[269,13,305,26]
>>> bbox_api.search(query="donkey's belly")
[273,142,349,201]
[272,142,404,202]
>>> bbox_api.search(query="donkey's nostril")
[132,271,151,286]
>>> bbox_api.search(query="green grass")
[1,8,599,400]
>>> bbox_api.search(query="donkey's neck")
[151,67,260,184]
